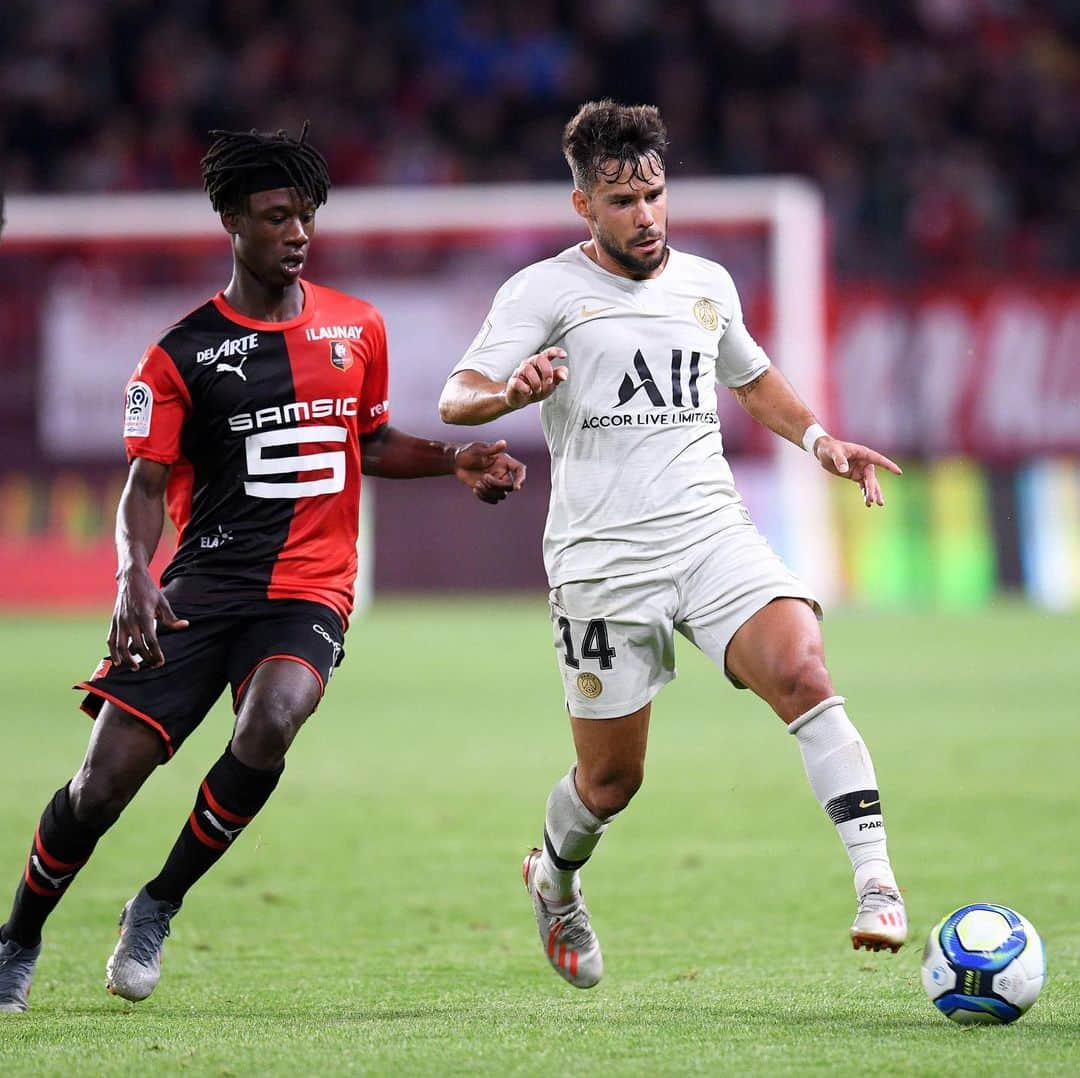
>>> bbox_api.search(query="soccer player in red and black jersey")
[0,127,525,1013]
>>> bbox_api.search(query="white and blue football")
[921,903,1045,1024]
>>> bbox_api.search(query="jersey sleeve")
[123,344,191,464]
[451,267,555,381]
[714,269,771,389]
[357,309,391,434]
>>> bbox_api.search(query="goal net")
[1,179,832,605]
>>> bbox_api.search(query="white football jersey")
[452,243,771,585]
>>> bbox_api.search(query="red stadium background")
[1,0,1077,610]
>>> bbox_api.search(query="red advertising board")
[832,283,1080,457]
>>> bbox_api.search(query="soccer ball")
[921,903,1045,1024]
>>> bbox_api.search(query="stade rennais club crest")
[329,340,354,372]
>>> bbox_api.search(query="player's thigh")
[230,659,324,768]
[69,702,171,821]
[550,575,677,721]
[725,597,832,713]
[77,613,232,758]
[676,519,822,699]
[80,702,169,777]
[571,703,651,783]
[226,600,345,718]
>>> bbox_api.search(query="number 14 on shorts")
[557,617,616,670]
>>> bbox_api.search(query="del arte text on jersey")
[227,395,389,433]
[195,324,364,365]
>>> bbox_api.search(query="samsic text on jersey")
[123,282,389,625]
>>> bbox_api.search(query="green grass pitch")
[0,599,1077,1075]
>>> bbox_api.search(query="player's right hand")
[504,347,569,410]
[108,567,189,670]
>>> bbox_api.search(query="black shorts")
[76,595,345,757]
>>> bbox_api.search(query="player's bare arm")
[438,347,569,425]
[731,366,902,507]
[360,425,525,503]
[109,458,189,671]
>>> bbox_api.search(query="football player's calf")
[788,696,905,951]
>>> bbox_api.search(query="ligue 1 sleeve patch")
[124,381,153,437]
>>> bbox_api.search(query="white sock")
[537,767,610,903]
[789,696,897,894]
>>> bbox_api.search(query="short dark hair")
[201,123,331,214]
[562,100,668,194]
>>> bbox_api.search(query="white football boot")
[522,848,603,988]
[850,878,907,953]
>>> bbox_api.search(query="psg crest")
[329,340,353,372]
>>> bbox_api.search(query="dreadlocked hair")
[562,100,668,194]
[201,121,331,213]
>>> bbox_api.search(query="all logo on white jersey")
[579,348,716,430]
[306,325,364,342]
[124,381,153,437]
[616,349,701,408]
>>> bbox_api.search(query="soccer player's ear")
[220,210,240,236]
[571,189,591,224]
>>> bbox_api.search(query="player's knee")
[579,767,643,818]
[233,694,310,768]
[776,652,833,716]
[69,766,136,829]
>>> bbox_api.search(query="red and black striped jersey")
[123,281,389,625]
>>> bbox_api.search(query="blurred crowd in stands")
[2,0,1077,276]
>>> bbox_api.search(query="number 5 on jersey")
[557,617,616,670]
[244,426,348,498]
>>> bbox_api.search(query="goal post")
[4,178,834,603]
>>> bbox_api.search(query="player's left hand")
[454,440,527,504]
[813,437,902,507]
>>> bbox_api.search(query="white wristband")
[801,423,828,455]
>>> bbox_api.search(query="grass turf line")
[0,600,1077,1075]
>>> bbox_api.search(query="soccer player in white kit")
[440,100,907,989]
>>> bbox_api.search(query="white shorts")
[548,514,821,719]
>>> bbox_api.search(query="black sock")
[2,784,106,948]
[145,744,283,905]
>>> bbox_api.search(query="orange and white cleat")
[850,879,907,953]
[522,848,603,989]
